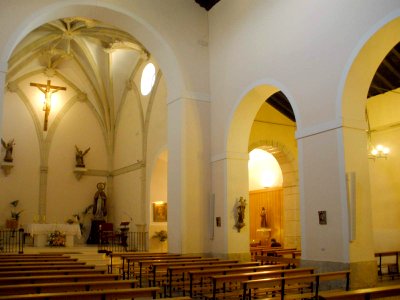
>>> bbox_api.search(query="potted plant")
[152,230,168,242]
[6,200,23,229]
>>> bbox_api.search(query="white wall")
[1,0,400,263]
[209,0,400,261]
[0,91,40,225]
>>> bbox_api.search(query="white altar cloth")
[26,224,81,247]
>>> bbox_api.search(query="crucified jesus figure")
[30,80,66,131]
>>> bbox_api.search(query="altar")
[256,227,272,246]
[26,223,81,247]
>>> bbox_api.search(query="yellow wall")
[367,91,400,252]
[249,188,283,245]
[248,101,300,249]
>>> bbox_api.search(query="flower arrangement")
[152,230,168,242]
[66,204,93,235]
[48,230,66,247]
[10,200,23,220]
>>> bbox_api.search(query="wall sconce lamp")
[235,197,246,232]
[366,107,390,160]
[30,80,66,131]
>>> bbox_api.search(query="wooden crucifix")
[30,80,66,131]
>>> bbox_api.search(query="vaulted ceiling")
[8,13,400,128]
[6,17,155,154]
[195,0,220,11]
[368,42,400,98]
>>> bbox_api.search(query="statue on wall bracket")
[1,138,15,162]
[1,138,15,176]
[235,197,246,232]
[75,145,90,168]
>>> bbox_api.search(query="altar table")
[26,223,81,247]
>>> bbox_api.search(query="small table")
[26,223,81,247]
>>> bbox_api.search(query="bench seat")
[0,279,137,296]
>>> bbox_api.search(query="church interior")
[1,0,400,295]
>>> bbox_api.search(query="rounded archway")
[0,2,184,251]
[220,83,298,256]
[0,3,185,101]
[149,149,168,252]
[340,14,400,283]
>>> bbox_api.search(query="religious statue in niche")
[1,138,15,162]
[93,182,107,221]
[260,207,267,228]
[235,197,246,232]
[75,145,90,168]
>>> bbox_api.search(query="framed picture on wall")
[153,202,167,222]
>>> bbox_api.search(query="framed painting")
[153,202,167,222]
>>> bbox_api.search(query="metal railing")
[98,231,148,253]
[0,228,24,253]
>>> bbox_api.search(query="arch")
[226,80,299,156]
[148,145,168,207]
[148,146,168,252]
[339,14,400,265]
[0,3,181,247]
[249,140,296,173]
[223,81,299,254]
[340,14,400,127]
[249,140,300,249]
[0,1,185,102]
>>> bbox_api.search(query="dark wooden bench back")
[0,279,137,296]
[0,273,120,285]
[0,287,160,300]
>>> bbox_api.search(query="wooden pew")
[0,264,96,273]
[186,264,286,298]
[374,250,399,278]
[140,258,220,287]
[260,248,297,257]
[0,253,65,258]
[0,287,160,300]
[0,279,137,296]
[108,252,180,274]
[0,268,106,277]
[163,261,258,297]
[149,259,237,289]
[242,270,350,300]
[128,256,204,280]
[115,253,182,278]
[0,273,120,285]
[0,261,86,267]
[255,254,301,268]
[273,249,300,258]
[206,267,315,300]
[319,284,400,299]
[136,257,212,285]
[0,257,79,263]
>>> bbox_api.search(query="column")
[167,96,210,254]
[0,69,5,140]
[298,126,375,288]
[39,166,48,220]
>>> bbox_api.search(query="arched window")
[140,63,156,96]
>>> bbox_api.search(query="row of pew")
[1,249,400,299]
[107,249,352,299]
[0,252,184,300]
[107,248,400,299]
